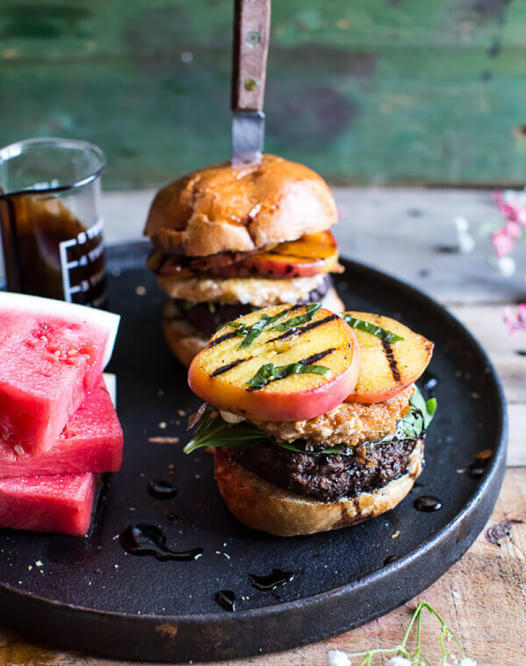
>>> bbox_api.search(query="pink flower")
[492,229,516,257]
[494,190,526,226]
[491,221,523,257]
[503,305,526,335]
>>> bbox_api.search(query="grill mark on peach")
[210,358,248,377]
[208,330,239,348]
[269,314,339,343]
[209,305,305,349]
[381,338,402,383]
[299,347,336,365]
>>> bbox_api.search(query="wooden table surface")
[1,187,525,665]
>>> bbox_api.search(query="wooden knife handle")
[231,0,271,112]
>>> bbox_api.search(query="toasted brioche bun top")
[144,154,338,257]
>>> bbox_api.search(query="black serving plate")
[0,243,507,662]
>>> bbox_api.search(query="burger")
[183,305,435,537]
[143,154,345,367]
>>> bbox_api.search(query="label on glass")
[59,217,107,307]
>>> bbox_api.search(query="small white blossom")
[458,232,475,253]
[328,650,351,666]
[387,657,411,666]
[455,216,469,233]
[496,256,516,276]
[454,217,475,253]
[453,659,477,666]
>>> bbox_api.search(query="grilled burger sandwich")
[184,306,435,537]
[144,155,345,366]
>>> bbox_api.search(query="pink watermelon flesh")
[0,309,110,453]
[0,378,123,478]
[0,473,97,536]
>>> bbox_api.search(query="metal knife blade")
[232,111,265,167]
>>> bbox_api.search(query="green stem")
[419,602,466,658]
[411,609,423,663]
[400,600,425,649]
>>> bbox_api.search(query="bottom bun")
[162,286,345,367]
[214,440,424,537]
[162,304,208,368]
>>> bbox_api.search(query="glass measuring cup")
[0,137,107,307]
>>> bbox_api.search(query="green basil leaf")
[225,306,295,348]
[343,315,404,343]
[238,314,271,348]
[269,303,321,332]
[184,406,267,454]
[246,361,329,390]
[409,386,437,431]
[179,299,197,311]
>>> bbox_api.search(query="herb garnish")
[268,303,321,332]
[225,306,295,349]
[401,389,437,439]
[183,387,437,456]
[246,361,329,390]
[179,299,197,311]
[343,315,404,343]
[183,406,267,454]
[224,303,322,350]
[183,406,351,456]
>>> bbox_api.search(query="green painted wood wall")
[1,0,526,189]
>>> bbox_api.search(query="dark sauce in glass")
[0,194,106,306]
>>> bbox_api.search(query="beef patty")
[227,436,419,502]
[176,274,334,337]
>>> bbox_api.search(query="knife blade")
[231,0,271,167]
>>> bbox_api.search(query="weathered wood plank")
[1,1,526,188]
[2,467,524,665]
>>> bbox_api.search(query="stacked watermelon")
[0,292,122,536]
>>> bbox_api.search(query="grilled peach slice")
[188,304,360,422]
[243,231,342,278]
[343,312,433,404]
[206,231,342,278]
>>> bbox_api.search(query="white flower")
[453,659,477,666]
[458,231,475,254]
[328,649,351,666]
[455,216,470,233]
[454,217,475,253]
[496,256,516,276]
[386,657,411,666]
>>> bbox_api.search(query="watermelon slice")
[0,292,119,453]
[0,378,123,478]
[0,473,97,536]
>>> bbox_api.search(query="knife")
[231,0,271,167]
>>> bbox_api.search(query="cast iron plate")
[0,243,507,662]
